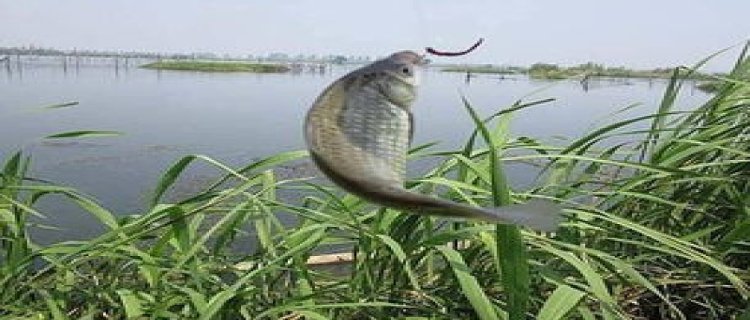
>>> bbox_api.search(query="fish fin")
[485,199,563,232]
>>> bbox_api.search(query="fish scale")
[338,97,409,179]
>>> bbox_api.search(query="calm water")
[0,58,709,243]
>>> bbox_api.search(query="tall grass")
[1,49,749,319]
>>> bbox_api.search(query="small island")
[140,60,290,73]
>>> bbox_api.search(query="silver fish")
[304,51,562,231]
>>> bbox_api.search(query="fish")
[304,51,562,231]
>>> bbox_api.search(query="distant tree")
[529,63,559,72]
[651,67,673,74]
[332,55,347,64]
[268,53,289,61]
[573,62,604,71]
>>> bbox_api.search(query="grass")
[1,48,749,319]
[140,60,290,73]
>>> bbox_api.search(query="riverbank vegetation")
[141,60,290,73]
[697,69,749,93]
[442,61,722,81]
[441,64,525,74]
[1,49,749,319]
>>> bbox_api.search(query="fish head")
[354,51,425,109]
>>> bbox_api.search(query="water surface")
[0,58,709,243]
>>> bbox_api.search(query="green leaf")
[462,96,528,320]
[179,287,208,315]
[149,155,198,207]
[537,285,586,320]
[41,101,79,109]
[199,289,237,320]
[44,130,122,139]
[376,234,421,291]
[539,243,623,317]
[39,290,67,320]
[116,289,145,319]
[437,246,499,320]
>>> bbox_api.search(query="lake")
[0,57,710,244]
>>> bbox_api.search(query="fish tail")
[338,181,564,231]
[472,199,563,232]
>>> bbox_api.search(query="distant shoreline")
[140,60,291,73]
[1,49,731,91]
[441,64,721,81]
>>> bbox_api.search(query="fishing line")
[411,0,430,51]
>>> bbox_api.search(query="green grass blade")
[149,155,198,207]
[44,130,122,139]
[116,289,145,319]
[40,101,79,109]
[462,96,529,320]
[537,284,586,320]
[199,289,236,320]
[437,246,499,320]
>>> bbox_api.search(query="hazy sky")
[1,0,748,70]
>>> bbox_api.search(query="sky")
[1,0,748,71]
